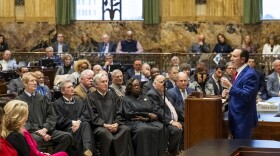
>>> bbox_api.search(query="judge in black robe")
[86,73,134,156]
[16,72,72,153]
[122,78,165,156]
[54,80,94,156]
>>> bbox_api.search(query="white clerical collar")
[24,90,35,97]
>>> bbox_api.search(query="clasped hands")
[131,113,158,122]
[36,128,51,141]
[103,123,119,133]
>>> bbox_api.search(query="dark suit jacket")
[165,80,175,90]
[7,77,24,95]
[206,75,222,95]
[267,72,280,97]
[167,86,195,120]
[97,42,116,52]
[254,69,268,100]
[147,86,181,123]
[143,80,153,93]
[52,42,70,52]
[228,65,259,131]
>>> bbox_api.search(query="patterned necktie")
[181,90,187,99]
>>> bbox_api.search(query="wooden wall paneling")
[24,0,55,22]
[0,0,15,21]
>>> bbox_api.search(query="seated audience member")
[166,66,179,90]
[97,34,116,53]
[138,63,151,84]
[267,59,280,97]
[7,66,29,95]
[143,67,160,93]
[188,34,210,53]
[0,107,18,156]
[52,33,70,53]
[55,80,93,156]
[76,33,94,52]
[116,31,144,53]
[262,35,280,54]
[74,69,96,99]
[170,56,180,70]
[109,69,126,97]
[0,64,2,71]
[241,35,257,53]
[103,54,121,73]
[33,71,52,100]
[0,50,17,71]
[167,72,195,120]
[147,75,182,156]
[179,63,191,83]
[0,34,9,52]
[212,34,233,53]
[86,74,134,156]
[40,46,61,67]
[189,60,206,83]
[205,65,225,95]
[56,53,74,76]
[126,58,142,81]
[122,78,165,156]
[2,100,68,156]
[248,58,267,101]
[16,72,72,153]
[223,62,236,83]
[92,64,102,75]
[67,59,91,86]
[189,66,214,95]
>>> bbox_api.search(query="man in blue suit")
[167,72,195,121]
[97,34,116,53]
[267,59,280,97]
[221,48,259,139]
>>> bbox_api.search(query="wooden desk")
[223,111,280,141]
[181,139,280,156]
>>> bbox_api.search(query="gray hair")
[93,73,108,86]
[153,75,165,86]
[111,69,122,77]
[59,79,73,91]
[80,69,94,78]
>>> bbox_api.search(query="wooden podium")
[184,97,223,149]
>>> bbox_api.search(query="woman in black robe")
[122,78,165,156]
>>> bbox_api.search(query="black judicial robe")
[86,90,134,156]
[122,94,165,156]
[16,92,72,153]
[54,96,93,153]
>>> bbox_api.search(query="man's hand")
[171,121,183,130]
[71,120,81,133]
[221,77,232,89]
[42,134,52,141]
[148,113,158,121]
[36,128,48,138]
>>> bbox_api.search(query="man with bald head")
[97,34,116,53]
[267,59,280,97]
[74,69,96,99]
[189,34,210,53]
[0,50,18,71]
[167,72,195,120]
[116,30,143,53]
[147,75,182,155]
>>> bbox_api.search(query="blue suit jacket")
[167,86,195,120]
[165,80,175,90]
[228,65,259,131]
[97,42,116,52]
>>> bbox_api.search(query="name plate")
[257,102,279,111]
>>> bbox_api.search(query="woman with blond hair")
[1,100,67,156]
[0,107,18,156]
[67,59,91,86]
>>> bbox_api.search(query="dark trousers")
[232,128,254,139]
[32,130,72,153]
[166,124,182,155]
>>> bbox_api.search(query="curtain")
[143,0,160,24]
[243,0,262,24]
[56,0,76,25]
